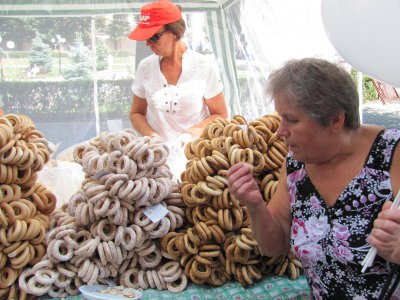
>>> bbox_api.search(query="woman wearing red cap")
[128,0,228,146]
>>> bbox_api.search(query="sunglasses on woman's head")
[147,30,168,43]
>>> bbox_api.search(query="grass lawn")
[1,55,135,81]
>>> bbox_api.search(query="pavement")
[362,99,400,130]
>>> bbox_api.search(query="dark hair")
[165,5,186,40]
[266,58,360,129]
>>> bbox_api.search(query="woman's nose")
[277,122,288,138]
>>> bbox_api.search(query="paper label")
[144,203,168,223]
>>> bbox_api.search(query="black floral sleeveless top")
[287,129,400,299]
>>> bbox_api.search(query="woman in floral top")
[228,58,400,299]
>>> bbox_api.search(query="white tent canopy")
[0,0,337,154]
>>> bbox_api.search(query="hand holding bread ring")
[227,162,264,211]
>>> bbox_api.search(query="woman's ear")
[330,112,345,132]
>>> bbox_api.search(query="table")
[42,275,311,300]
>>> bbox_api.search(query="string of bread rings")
[162,114,301,286]
[19,130,188,296]
[0,114,55,299]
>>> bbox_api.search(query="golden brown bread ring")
[166,236,181,259]
[9,201,30,222]
[211,150,230,169]
[190,259,211,280]
[190,185,209,205]
[274,139,288,156]
[232,115,247,125]
[252,150,265,174]
[183,234,198,255]
[29,243,45,266]
[208,224,225,244]
[194,222,212,242]
[233,245,250,264]
[10,244,31,269]
[0,267,17,289]
[0,202,15,225]
[0,138,16,156]
[264,153,280,170]
[197,181,222,197]
[7,219,27,242]
[186,227,202,246]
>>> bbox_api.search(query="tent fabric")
[0,0,339,153]
[0,1,224,16]
[0,0,242,150]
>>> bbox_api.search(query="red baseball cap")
[128,1,182,41]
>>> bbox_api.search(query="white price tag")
[238,125,248,132]
[144,204,168,223]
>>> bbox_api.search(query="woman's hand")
[368,201,400,264]
[227,162,264,211]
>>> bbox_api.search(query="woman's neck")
[162,40,187,65]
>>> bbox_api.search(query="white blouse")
[132,49,223,141]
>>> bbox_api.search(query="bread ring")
[35,268,57,286]
[7,219,27,242]
[165,237,181,259]
[194,222,212,242]
[190,185,209,205]
[198,181,222,197]
[0,202,15,225]
[0,267,17,289]
[138,248,162,269]
[190,259,211,280]
[51,239,74,261]
[121,227,137,250]
[96,219,116,242]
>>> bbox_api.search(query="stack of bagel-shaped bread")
[0,114,55,300]
[19,129,188,297]
[160,114,302,287]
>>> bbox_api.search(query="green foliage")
[110,50,130,57]
[350,68,378,102]
[0,18,33,51]
[105,14,131,50]
[29,35,53,72]
[62,35,92,80]
[0,79,132,120]
[9,51,68,59]
[96,39,110,71]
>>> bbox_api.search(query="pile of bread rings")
[19,129,188,297]
[160,114,303,286]
[11,113,304,298]
[0,114,55,299]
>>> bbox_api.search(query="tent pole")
[357,70,363,124]
[91,17,100,136]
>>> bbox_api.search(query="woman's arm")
[184,92,228,137]
[228,162,292,257]
[130,95,159,137]
[368,143,400,264]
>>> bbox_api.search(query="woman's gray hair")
[266,58,360,129]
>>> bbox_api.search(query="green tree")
[0,18,33,51]
[29,35,53,72]
[96,39,110,71]
[350,68,378,102]
[62,34,92,80]
[105,14,131,50]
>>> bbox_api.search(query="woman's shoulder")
[185,49,212,64]
[361,124,400,142]
[138,54,159,68]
